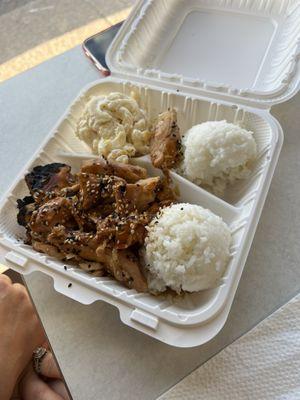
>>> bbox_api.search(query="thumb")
[48,380,71,400]
[39,351,62,379]
[20,365,64,400]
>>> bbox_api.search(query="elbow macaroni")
[75,92,151,163]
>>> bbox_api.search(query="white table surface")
[0,47,299,400]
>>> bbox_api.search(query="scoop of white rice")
[181,120,257,195]
[144,203,231,293]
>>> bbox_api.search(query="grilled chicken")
[96,247,147,292]
[150,109,182,170]
[46,225,147,291]
[78,261,105,277]
[17,196,35,227]
[81,158,147,182]
[17,160,176,293]
[114,177,161,213]
[25,163,75,203]
[96,212,150,249]
[32,240,65,260]
[30,197,76,235]
[78,172,122,210]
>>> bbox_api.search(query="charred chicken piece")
[25,163,75,203]
[146,199,174,216]
[29,197,77,235]
[17,196,35,227]
[81,158,147,182]
[86,204,115,224]
[114,177,161,214]
[156,176,177,202]
[96,246,147,292]
[112,249,147,292]
[60,183,80,198]
[150,109,182,170]
[17,163,79,226]
[79,172,124,210]
[32,240,105,276]
[96,211,149,249]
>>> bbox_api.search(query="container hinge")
[130,308,158,330]
[5,251,28,268]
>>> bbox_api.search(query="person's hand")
[0,274,45,400]
[19,346,70,400]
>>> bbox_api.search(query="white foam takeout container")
[0,0,299,347]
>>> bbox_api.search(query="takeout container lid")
[107,0,300,109]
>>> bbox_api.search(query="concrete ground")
[0,0,134,80]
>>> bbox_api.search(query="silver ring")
[33,347,47,375]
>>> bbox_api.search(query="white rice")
[181,120,257,196]
[144,203,231,293]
